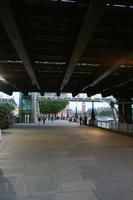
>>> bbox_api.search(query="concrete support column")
[117,98,132,124]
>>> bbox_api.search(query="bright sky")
[0,91,19,105]
[69,101,110,111]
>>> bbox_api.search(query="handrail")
[95,120,133,135]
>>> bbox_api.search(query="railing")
[94,120,133,135]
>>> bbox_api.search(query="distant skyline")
[0,92,112,111]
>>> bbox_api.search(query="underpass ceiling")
[0,0,133,97]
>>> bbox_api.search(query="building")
[19,93,39,123]
[0,98,17,107]
[81,102,86,115]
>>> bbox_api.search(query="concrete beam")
[0,64,19,91]
[117,98,132,124]
[0,81,14,95]
[56,91,61,97]
[1,90,13,96]
[82,51,133,92]
[37,96,111,102]
[0,0,40,90]
[102,78,133,97]
[60,0,106,91]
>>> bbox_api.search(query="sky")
[0,91,19,105]
[69,101,109,111]
[0,92,111,111]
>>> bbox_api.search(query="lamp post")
[75,103,78,118]
[91,96,95,120]
[74,102,78,122]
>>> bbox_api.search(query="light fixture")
[91,96,95,101]
[0,76,8,84]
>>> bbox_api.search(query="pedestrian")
[80,116,82,125]
[43,116,46,124]
[69,116,72,122]
[51,116,53,122]
[38,116,41,125]
[83,116,85,124]
[48,114,50,121]
[85,115,87,125]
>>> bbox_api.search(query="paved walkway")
[0,120,133,200]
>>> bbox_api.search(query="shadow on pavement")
[0,168,18,200]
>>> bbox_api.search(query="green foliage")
[87,108,113,117]
[87,109,97,116]
[98,109,112,116]
[0,102,15,114]
[39,101,68,114]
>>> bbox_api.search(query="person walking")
[51,115,53,122]
[48,114,50,121]
[80,116,82,125]
[38,116,41,125]
[43,116,46,124]
[85,115,87,125]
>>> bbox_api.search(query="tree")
[98,109,112,117]
[39,101,68,114]
[87,108,98,116]
[0,102,15,114]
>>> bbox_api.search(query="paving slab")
[60,180,96,192]
[55,191,97,200]
[0,120,133,199]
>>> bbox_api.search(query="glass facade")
[19,93,35,123]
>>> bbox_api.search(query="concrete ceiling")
[0,0,133,98]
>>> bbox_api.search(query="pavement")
[0,120,133,200]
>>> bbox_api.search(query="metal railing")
[94,120,133,136]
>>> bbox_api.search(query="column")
[117,98,132,124]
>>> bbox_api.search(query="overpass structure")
[0,0,133,123]
[0,0,133,98]
[37,96,112,103]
